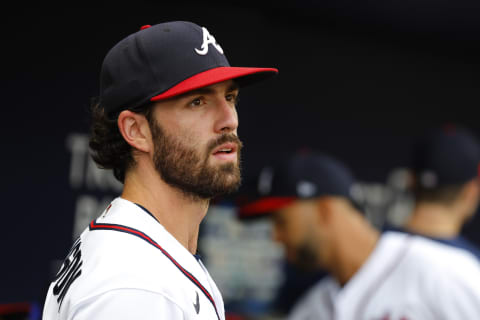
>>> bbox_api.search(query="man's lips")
[211,142,238,159]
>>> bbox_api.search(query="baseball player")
[42,21,277,320]
[239,151,480,320]
[385,125,480,259]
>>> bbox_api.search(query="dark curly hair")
[89,98,153,183]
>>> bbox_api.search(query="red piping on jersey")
[89,220,220,320]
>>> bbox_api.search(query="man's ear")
[316,197,334,226]
[458,179,480,214]
[117,110,152,153]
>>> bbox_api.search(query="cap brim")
[150,66,278,101]
[238,196,296,219]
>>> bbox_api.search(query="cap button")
[140,25,151,30]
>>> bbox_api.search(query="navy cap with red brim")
[238,196,297,219]
[100,21,278,116]
[236,151,356,220]
[150,66,278,101]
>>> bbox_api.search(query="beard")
[289,227,321,272]
[294,240,320,272]
[149,118,243,200]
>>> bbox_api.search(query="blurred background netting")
[3,2,480,319]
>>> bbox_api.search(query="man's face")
[149,80,243,200]
[272,200,321,271]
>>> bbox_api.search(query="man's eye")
[226,93,239,103]
[189,98,203,107]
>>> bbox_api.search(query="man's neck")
[121,168,209,254]
[330,209,380,286]
[406,203,462,239]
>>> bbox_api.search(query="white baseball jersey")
[42,197,225,320]
[288,231,480,320]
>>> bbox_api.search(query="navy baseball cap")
[412,125,480,189]
[100,21,278,116]
[238,151,356,218]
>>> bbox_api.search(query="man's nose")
[214,99,238,134]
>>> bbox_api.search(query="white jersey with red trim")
[42,197,225,320]
[288,231,480,320]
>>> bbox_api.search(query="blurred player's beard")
[295,243,319,271]
[149,118,243,200]
[293,234,320,272]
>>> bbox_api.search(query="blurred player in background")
[42,21,277,320]
[387,126,480,258]
[239,150,480,320]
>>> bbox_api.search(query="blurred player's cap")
[238,151,356,219]
[99,21,278,117]
[413,125,480,189]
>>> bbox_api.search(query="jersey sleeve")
[69,289,186,320]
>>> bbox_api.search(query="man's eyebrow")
[227,83,240,92]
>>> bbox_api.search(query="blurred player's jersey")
[289,231,480,320]
[42,197,225,320]
[382,224,480,260]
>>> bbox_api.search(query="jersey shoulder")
[407,232,480,272]
[382,224,480,260]
[76,198,194,295]
[384,231,480,300]
[381,231,480,277]
[44,198,223,320]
